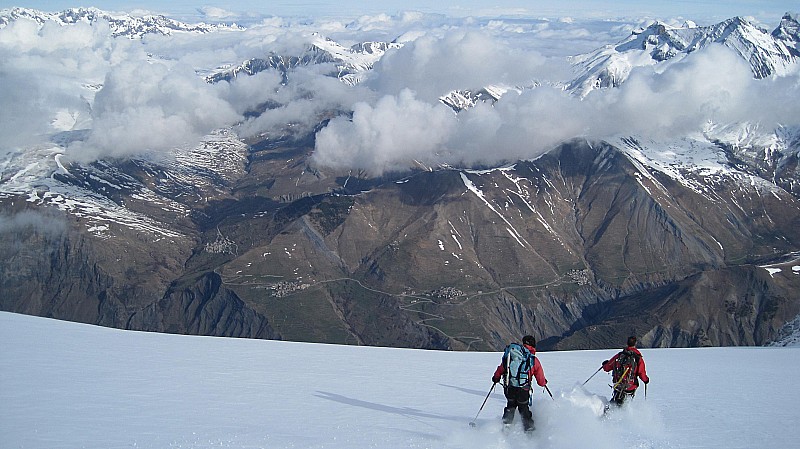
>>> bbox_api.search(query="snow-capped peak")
[204,33,402,85]
[772,12,800,45]
[0,7,242,38]
[568,14,800,97]
[309,32,402,73]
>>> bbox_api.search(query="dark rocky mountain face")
[2,9,799,350]
[2,130,799,351]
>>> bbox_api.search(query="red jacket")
[493,344,547,390]
[602,346,649,391]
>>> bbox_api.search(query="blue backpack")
[503,343,534,388]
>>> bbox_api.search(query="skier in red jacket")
[491,335,548,431]
[602,336,649,406]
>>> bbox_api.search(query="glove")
[644,378,649,385]
[602,360,609,366]
[492,375,500,384]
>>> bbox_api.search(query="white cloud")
[366,29,550,102]
[313,89,456,173]
[1,11,618,163]
[0,17,107,52]
[0,210,66,236]
[69,60,242,161]
[594,44,796,136]
[3,10,798,174]
[198,6,239,21]
[0,18,112,151]
[234,68,376,139]
[312,44,800,175]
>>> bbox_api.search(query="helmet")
[627,336,637,347]
[522,335,536,347]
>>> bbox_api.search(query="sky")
[1,1,797,22]
[0,2,799,173]
[2,311,800,449]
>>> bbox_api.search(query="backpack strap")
[614,350,640,389]
[516,348,534,388]
[504,345,512,387]
[625,350,640,375]
[526,354,535,388]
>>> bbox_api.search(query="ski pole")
[644,382,648,399]
[582,367,603,386]
[544,384,555,401]
[469,383,497,427]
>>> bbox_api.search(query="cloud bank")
[313,42,800,174]
[1,10,798,175]
[0,210,67,237]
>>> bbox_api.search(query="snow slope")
[567,15,800,97]
[1,312,798,449]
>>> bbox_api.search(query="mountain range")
[1,8,799,351]
[568,13,800,97]
[0,6,242,37]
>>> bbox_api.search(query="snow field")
[1,312,798,449]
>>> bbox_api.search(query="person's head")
[522,335,536,347]
[627,336,637,347]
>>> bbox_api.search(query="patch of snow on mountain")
[448,220,464,250]
[769,314,800,346]
[205,34,402,85]
[312,34,401,73]
[460,171,530,248]
[614,136,727,197]
[0,129,248,238]
[568,41,665,97]
[169,128,249,188]
[499,169,562,243]
[463,165,516,175]
[614,132,791,201]
[706,123,800,182]
[50,110,81,132]
[440,83,539,112]
[704,122,785,152]
[569,16,799,97]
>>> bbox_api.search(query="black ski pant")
[611,388,636,406]
[502,385,534,430]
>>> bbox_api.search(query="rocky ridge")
[1,10,799,351]
[0,7,242,38]
[568,13,800,97]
